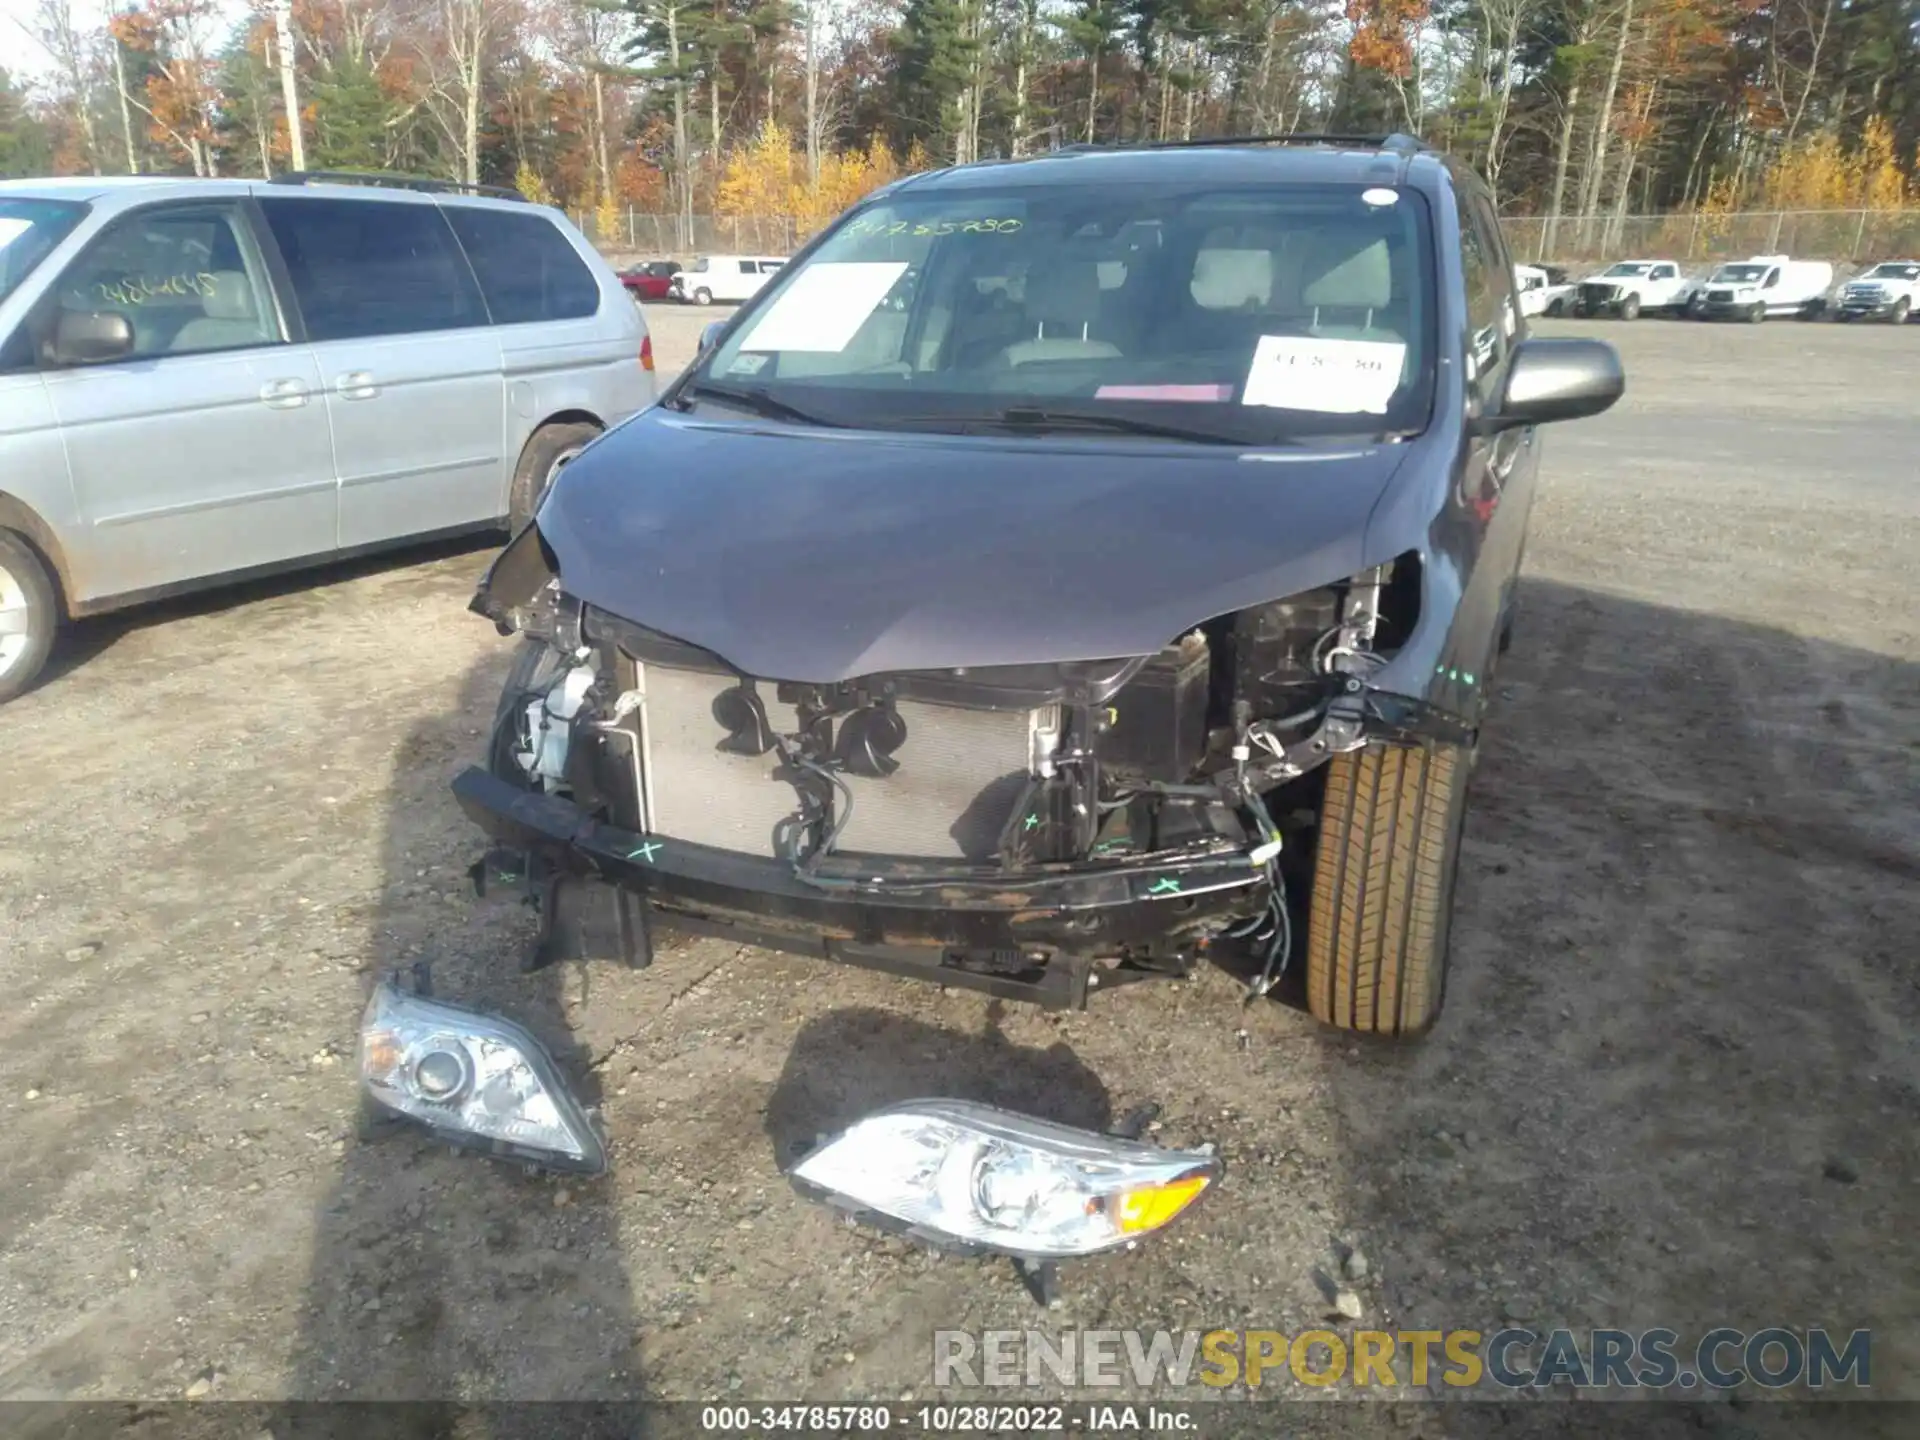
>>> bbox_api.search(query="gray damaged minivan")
[0,173,655,702]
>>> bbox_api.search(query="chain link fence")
[575,211,801,258]
[1503,209,1920,265]
[580,207,1920,268]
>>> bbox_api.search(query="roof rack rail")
[1054,132,1427,156]
[267,170,527,202]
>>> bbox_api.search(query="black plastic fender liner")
[472,521,560,632]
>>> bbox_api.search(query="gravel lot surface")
[2,305,1915,1434]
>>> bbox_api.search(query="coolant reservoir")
[518,666,596,786]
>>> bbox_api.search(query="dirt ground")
[2,306,1916,1430]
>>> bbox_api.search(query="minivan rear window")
[258,196,487,342]
[446,208,600,325]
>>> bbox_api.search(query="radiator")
[637,664,803,857]
[836,700,1033,861]
[635,663,1035,862]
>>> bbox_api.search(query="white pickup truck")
[1834,260,1920,323]
[1516,263,1577,318]
[1573,260,1695,319]
[1691,255,1834,322]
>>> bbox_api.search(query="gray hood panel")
[537,411,1410,682]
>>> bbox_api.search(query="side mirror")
[1483,336,1623,431]
[699,320,727,354]
[52,309,134,366]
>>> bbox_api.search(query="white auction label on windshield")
[739,261,909,353]
[1241,335,1407,414]
[0,218,31,251]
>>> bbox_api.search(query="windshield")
[1712,264,1768,283]
[0,198,89,308]
[1603,263,1651,277]
[691,182,1435,443]
[1864,263,1920,280]
[690,257,710,273]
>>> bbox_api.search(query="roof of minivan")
[888,141,1452,197]
[0,174,535,211]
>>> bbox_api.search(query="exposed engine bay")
[468,522,1464,1006]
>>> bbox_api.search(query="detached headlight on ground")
[789,1100,1219,1259]
[358,978,605,1174]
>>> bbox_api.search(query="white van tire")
[509,421,601,533]
[0,530,57,705]
[692,287,714,306]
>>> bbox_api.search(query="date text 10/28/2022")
[700,1405,1197,1432]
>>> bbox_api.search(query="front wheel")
[1305,742,1471,1036]
[692,287,714,306]
[0,530,58,706]
[1619,293,1641,321]
[1891,297,1911,324]
[1747,302,1766,324]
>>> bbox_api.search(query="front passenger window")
[46,204,279,365]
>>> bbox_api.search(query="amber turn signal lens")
[640,334,655,372]
[1112,1172,1212,1235]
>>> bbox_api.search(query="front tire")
[693,287,714,306]
[1619,293,1641,321]
[1891,297,1910,324]
[0,530,58,706]
[1305,743,1471,1037]
[1747,302,1766,324]
[508,420,601,533]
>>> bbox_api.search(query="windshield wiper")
[675,379,842,427]
[976,406,1248,445]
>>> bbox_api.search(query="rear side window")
[445,208,600,325]
[258,197,486,342]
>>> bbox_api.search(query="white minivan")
[0,171,656,702]
[669,255,787,305]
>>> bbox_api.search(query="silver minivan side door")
[255,191,506,550]
[32,198,336,604]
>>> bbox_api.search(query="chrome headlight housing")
[789,1099,1220,1260]
[359,979,606,1174]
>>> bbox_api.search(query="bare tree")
[413,0,511,184]
[271,0,308,170]
[23,0,103,173]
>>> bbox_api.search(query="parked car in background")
[669,255,787,305]
[1690,254,1833,322]
[1516,262,1576,318]
[1834,260,1919,323]
[619,259,682,302]
[1574,259,1695,318]
[0,171,656,704]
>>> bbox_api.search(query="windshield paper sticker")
[739,261,909,353]
[0,218,31,252]
[1241,336,1407,414]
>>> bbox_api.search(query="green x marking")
[1148,877,1183,895]
[626,840,663,864]
[1023,813,1041,831]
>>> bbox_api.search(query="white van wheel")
[693,287,714,306]
[0,531,57,705]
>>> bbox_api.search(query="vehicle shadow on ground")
[37,533,496,691]
[287,648,647,1436]
[762,1003,1115,1167]
[1312,575,1918,1422]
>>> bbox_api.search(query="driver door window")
[46,205,279,365]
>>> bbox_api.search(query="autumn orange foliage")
[716,121,929,235]
[1346,0,1427,79]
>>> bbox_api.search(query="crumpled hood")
[537,409,1412,682]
